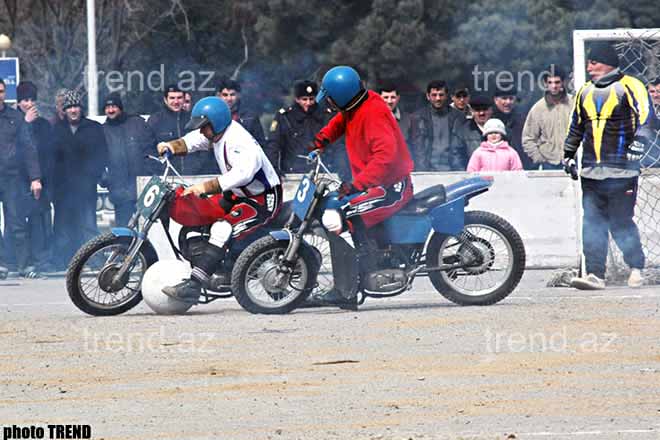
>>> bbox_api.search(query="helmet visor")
[185,115,210,131]
[315,87,328,104]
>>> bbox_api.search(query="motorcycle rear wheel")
[426,211,525,306]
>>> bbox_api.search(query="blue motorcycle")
[231,151,526,314]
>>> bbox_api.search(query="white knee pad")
[321,209,344,234]
[209,221,233,248]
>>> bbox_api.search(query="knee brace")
[321,209,344,234]
[209,221,233,249]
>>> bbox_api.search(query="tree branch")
[231,26,249,80]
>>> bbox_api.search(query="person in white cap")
[466,118,523,172]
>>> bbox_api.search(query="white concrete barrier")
[138,171,581,268]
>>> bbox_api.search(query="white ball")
[142,260,195,315]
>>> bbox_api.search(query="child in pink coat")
[466,118,523,172]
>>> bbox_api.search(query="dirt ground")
[1,270,659,440]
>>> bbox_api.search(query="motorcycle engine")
[363,269,407,292]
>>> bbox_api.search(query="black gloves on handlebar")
[308,133,330,152]
[338,181,358,199]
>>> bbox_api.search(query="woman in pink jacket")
[466,118,523,172]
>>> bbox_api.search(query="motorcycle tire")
[426,210,525,306]
[231,236,320,314]
[67,233,158,316]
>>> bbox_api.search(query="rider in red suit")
[314,65,414,230]
[307,66,415,309]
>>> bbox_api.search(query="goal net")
[574,29,660,285]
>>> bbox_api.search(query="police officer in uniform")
[266,80,336,174]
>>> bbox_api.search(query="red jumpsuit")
[319,90,414,227]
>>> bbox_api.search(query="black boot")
[302,289,358,311]
[162,278,202,303]
[163,242,227,302]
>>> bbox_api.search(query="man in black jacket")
[410,80,466,171]
[16,81,55,274]
[266,80,335,173]
[147,84,218,176]
[0,79,42,278]
[216,78,265,146]
[103,92,156,226]
[52,90,107,269]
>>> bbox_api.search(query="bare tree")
[0,0,189,102]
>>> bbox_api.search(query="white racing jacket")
[182,120,280,198]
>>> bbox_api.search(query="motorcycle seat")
[399,184,447,214]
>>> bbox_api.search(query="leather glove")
[626,138,645,162]
[338,181,357,199]
[562,158,578,181]
[307,133,329,152]
[183,179,221,197]
[157,142,173,156]
[157,139,187,156]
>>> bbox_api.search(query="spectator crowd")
[1,65,659,278]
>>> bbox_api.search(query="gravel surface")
[1,270,659,440]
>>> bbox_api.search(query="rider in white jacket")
[157,97,281,303]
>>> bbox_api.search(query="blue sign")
[0,58,20,102]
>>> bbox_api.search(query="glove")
[183,178,221,197]
[338,181,357,199]
[157,139,188,156]
[626,138,645,162]
[157,142,173,156]
[562,158,578,181]
[307,133,329,152]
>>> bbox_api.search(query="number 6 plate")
[137,176,168,219]
[293,176,316,221]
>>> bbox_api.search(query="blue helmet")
[316,66,362,109]
[185,96,231,135]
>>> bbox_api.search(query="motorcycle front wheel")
[66,233,158,316]
[231,236,320,314]
[426,211,526,306]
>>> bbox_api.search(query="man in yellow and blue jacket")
[564,41,655,290]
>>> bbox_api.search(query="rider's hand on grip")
[182,182,207,197]
[338,181,357,199]
[307,133,329,152]
[157,142,173,157]
[562,158,578,181]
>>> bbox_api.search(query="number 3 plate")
[293,176,316,221]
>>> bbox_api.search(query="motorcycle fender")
[269,229,293,241]
[110,228,159,262]
[429,197,464,236]
[111,227,147,240]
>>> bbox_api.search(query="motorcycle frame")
[271,152,495,299]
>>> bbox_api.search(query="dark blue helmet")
[316,66,362,109]
[185,97,231,135]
